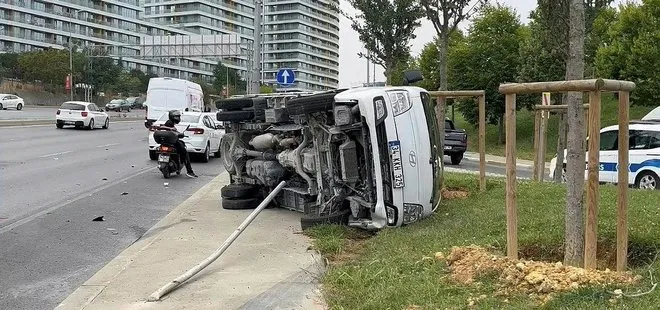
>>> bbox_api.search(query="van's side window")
[648,131,660,149]
[600,130,618,151]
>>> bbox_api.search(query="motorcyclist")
[163,110,198,178]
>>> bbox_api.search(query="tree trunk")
[437,34,449,91]
[564,0,586,267]
[554,113,567,183]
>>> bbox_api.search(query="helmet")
[168,110,181,124]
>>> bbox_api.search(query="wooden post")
[505,93,518,259]
[436,95,446,188]
[479,95,486,192]
[533,110,541,182]
[538,112,548,182]
[584,91,601,269]
[617,91,630,271]
[554,113,567,183]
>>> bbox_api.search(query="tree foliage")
[345,0,423,83]
[0,53,21,79]
[419,0,486,91]
[596,0,660,106]
[414,30,465,91]
[451,4,526,138]
[213,62,247,96]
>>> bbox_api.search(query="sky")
[337,0,631,88]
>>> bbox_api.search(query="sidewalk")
[56,172,327,310]
[464,151,553,171]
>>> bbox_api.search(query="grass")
[449,94,656,161]
[307,173,660,310]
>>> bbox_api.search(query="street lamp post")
[68,9,76,101]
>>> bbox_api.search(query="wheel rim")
[17,104,22,110]
[639,175,657,189]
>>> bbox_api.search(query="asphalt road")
[0,105,144,121]
[0,121,225,310]
[444,155,546,180]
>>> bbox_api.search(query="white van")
[550,122,660,189]
[144,77,204,128]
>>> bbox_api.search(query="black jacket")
[164,120,177,130]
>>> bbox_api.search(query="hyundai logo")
[409,150,417,167]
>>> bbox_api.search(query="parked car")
[549,122,660,189]
[56,101,109,130]
[0,93,24,110]
[126,96,145,109]
[148,111,224,162]
[444,119,468,165]
[642,106,660,121]
[104,99,131,112]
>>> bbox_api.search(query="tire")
[0,103,3,109]
[300,208,351,231]
[636,171,659,190]
[450,153,463,165]
[102,118,109,129]
[214,145,222,158]
[201,144,210,163]
[217,110,254,122]
[87,119,94,130]
[162,169,170,179]
[220,136,236,173]
[216,97,266,110]
[286,92,335,116]
[56,123,64,129]
[16,103,23,110]
[221,184,259,199]
[222,197,261,210]
[149,150,158,160]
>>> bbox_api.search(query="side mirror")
[402,70,424,85]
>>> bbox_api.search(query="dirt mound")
[437,245,640,304]
[441,187,469,199]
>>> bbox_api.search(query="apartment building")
[0,0,341,91]
[263,0,340,91]
[0,0,242,82]
[140,0,255,80]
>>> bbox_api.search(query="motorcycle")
[153,125,189,179]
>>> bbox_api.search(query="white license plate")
[444,145,452,150]
[158,154,170,162]
[388,141,405,188]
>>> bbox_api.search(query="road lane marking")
[39,151,72,158]
[0,166,157,234]
[96,143,120,148]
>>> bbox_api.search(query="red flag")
[65,74,71,90]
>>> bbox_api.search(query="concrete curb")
[0,118,143,127]
[55,172,231,310]
[463,152,552,171]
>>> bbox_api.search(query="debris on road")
[92,216,105,222]
[102,178,108,181]
[121,192,128,195]
[164,182,169,187]
[440,245,640,304]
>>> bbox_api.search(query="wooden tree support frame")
[499,79,635,271]
[428,90,487,192]
[532,103,590,182]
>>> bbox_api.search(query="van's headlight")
[385,205,398,225]
[373,96,387,121]
[388,91,412,116]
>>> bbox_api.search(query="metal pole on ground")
[147,180,287,302]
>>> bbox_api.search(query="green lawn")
[449,94,656,161]
[307,173,660,309]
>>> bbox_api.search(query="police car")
[549,121,660,190]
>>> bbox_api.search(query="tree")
[415,30,465,91]
[213,62,247,96]
[260,84,276,93]
[419,0,486,91]
[596,1,660,106]
[0,53,21,79]
[563,0,587,268]
[345,0,423,84]
[80,48,123,95]
[450,4,527,143]
[127,68,157,94]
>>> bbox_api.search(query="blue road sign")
[276,68,296,86]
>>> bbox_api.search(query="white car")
[148,111,224,162]
[0,94,24,110]
[550,122,660,189]
[56,101,110,130]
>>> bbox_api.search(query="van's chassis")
[216,90,383,230]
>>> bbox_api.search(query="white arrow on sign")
[281,70,290,84]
